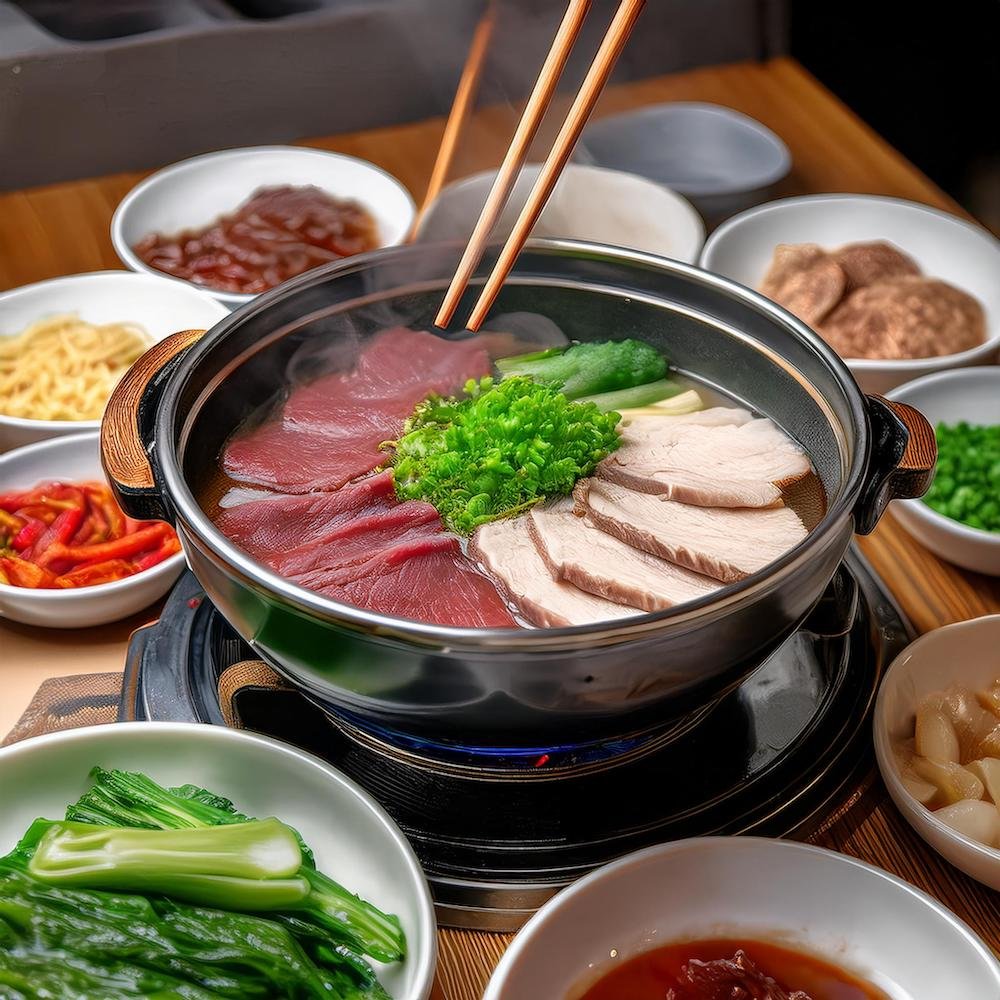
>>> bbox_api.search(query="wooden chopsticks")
[436,0,647,332]
[434,0,592,324]
[410,2,498,241]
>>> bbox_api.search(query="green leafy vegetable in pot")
[924,421,1000,533]
[577,379,685,413]
[386,375,621,534]
[495,338,668,398]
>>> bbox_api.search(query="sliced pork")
[528,500,719,611]
[471,517,638,628]
[599,408,811,508]
[577,478,807,584]
[223,327,491,494]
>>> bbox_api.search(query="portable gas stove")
[121,546,910,931]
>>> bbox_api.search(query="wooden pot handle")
[101,329,205,520]
[854,394,937,535]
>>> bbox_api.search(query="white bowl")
[699,194,1000,394]
[581,102,791,223]
[484,837,1000,1000]
[112,145,417,307]
[887,367,1000,575]
[0,270,229,453]
[0,722,436,1000]
[415,163,705,264]
[874,615,1000,890]
[0,431,184,627]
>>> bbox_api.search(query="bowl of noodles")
[0,271,228,452]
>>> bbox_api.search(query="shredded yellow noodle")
[0,314,151,421]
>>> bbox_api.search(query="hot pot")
[101,240,935,754]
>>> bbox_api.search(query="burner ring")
[324,699,724,782]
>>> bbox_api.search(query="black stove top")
[121,546,910,931]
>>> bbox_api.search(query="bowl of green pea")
[888,367,1000,575]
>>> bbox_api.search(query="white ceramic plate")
[0,722,436,1000]
[875,615,1000,890]
[483,837,1000,1000]
[112,145,416,307]
[0,431,184,627]
[887,367,1000,575]
[699,194,1000,394]
[0,270,228,452]
[415,163,705,264]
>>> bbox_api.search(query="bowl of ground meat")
[699,194,1000,393]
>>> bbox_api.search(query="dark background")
[791,0,1000,232]
[3,0,998,221]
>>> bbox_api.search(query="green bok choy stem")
[66,767,406,964]
[28,819,308,910]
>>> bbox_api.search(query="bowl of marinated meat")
[699,194,1000,393]
[112,146,416,308]
[97,238,935,753]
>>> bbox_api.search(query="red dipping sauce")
[575,939,890,1000]
[133,184,379,294]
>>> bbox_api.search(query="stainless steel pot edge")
[155,238,872,653]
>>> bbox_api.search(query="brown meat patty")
[818,276,986,359]
[832,240,921,289]
[758,243,846,326]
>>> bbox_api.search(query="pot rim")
[154,238,872,651]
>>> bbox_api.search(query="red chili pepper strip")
[86,499,109,542]
[12,505,58,526]
[33,507,86,566]
[12,517,45,552]
[133,536,182,572]
[0,555,59,588]
[55,559,135,588]
[0,492,29,513]
[55,523,170,565]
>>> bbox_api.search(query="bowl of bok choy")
[0,722,436,1000]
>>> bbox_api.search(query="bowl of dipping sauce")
[875,615,1000,890]
[112,146,416,308]
[0,431,185,627]
[887,367,1000,576]
[483,837,1000,999]
[0,270,228,453]
[700,195,1000,394]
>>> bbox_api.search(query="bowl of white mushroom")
[874,614,1000,889]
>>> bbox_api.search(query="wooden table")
[2,57,999,999]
